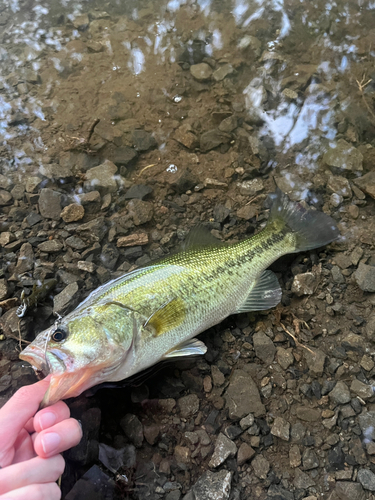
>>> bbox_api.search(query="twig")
[356,75,375,124]
[138,164,156,176]
[280,322,314,354]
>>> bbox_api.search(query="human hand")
[0,376,83,500]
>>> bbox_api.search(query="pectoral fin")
[146,297,186,337]
[235,269,282,313]
[163,338,207,358]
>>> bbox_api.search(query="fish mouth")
[19,345,50,376]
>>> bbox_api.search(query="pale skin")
[0,377,82,500]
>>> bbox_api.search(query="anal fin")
[163,338,207,358]
[235,269,282,313]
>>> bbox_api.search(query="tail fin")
[268,188,340,252]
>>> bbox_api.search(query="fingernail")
[39,412,56,430]
[41,432,61,455]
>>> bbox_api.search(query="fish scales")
[19,189,340,407]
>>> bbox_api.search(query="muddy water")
[1,0,375,499]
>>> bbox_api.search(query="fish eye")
[51,328,67,342]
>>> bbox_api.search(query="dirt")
[1,0,375,499]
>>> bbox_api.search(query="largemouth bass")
[20,189,339,408]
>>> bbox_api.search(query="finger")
[0,482,61,500]
[34,418,83,458]
[0,377,51,465]
[0,455,64,495]
[12,429,35,464]
[33,401,70,433]
[24,417,35,434]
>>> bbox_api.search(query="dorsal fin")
[180,224,225,251]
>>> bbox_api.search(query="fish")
[19,189,339,408]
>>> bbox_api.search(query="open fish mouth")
[19,345,50,376]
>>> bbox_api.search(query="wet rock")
[271,417,290,441]
[237,442,255,465]
[238,178,264,196]
[143,423,160,445]
[0,174,13,190]
[328,481,365,500]
[329,381,351,405]
[350,379,373,400]
[38,188,63,220]
[360,354,374,371]
[275,173,310,200]
[178,394,199,418]
[77,261,96,273]
[0,279,9,301]
[166,167,196,193]
[0,190,13,205]
[190,63,212,81]
[224,369,265,418]
[296,407,320,422]
[26,212,42,226]
[65,464,115,500]
[357,469,375,492]
[348,204,360,219]
[323,139,363,174]
[302,448,319,470]
[73,13,89,30]
[218,115,238,133]
[124,184,153,200]
[61,203,85,222]
[236,205,256,220]
[132,129,156,151]
[252,454,270,479]
[191,470,232,500]
[213,64,234,82]
[208,433,237,468]
[99,243,119,270]
[304,349,326,377]
[253,331,276,364]
[211,365,225,386]
[127,199,153,225]
[327,175,352,198]
[53,282,79,315]
[330,193,343,207]
[174,124,199,149]
[120,413,143,448]
[84,160,118,195]
[200,129,231,152]
[328,444,345,471]
[117,233,149,247]
[354,262,375,292]
[112,146,137,167]
[14,242,34,274]
[98,443,136,472]
[292,272,319,296]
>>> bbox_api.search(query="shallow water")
[1,0,375,499]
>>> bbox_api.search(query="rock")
[211,365,225,386]
[0,279,9,301]
[26,212,42,226]
[224,369,265,418]
[289,444,301,467]
[76,217,108,243]
[218,115,238,133]
[191,470,232,500]
[78,191,101,214]
[0,174,13,190]
[38,240,64,253]
[354,262,375,292]
[329,381,351,405]
[253,331,276,364]
[98,443,135,472]
[61,203,85,222]
[66,236,87,250]
[304,348,326,377]
[237,443,255,466]
[14,242,34,274]
[143,423,160,445]
[132,129,156,151]
[124,184,153,200]
[348,205,359,219]
[330,193,343,207]
[213,64,234,81]
[0,232,15,247]
[174,124,199,149]
[166,167,196,193]
[72,13,89,30]
[293,468,315,489]
[40,163,73,180]
[236,205,257,220]
[175,445,191,465]
[208,433,237,468]
[100,243,119,270]
[190,63,212,80]
[53,282,79,315]
[200,129,231,152]
[239,413,255,430]
[327,175,352,198]
[64,465,115,500]
[84,160,118,195]
[77,261,96,273]
[127,199,153,225]
[213,204,231,223]
[296,407,320,422]
[252,454,270,479]
[11,184,25,200]
[302,448,319,470]
[120,414,143,448]
[38,188,63,220]
[357,469,375,492]
[204,178,228,189]
[238,178,264,196]
[292,272,318,296]
[277,347,294,370]
[117,233,149,247]
[178,394,199,418]
[350,379,373,400]
[275,173,311,200]
[271,417,290,441]
[360,355,374,371]
[112,146,137,166]
[354,171,375,199]
[282,88,298,99]
[323,139,363,175]
[25,176,42,193]
[328,481,365,500]
[0,190,12,205]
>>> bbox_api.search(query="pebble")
[25,176,42,193]
[360,354,374,371]
[124,184,153,200]
[291,272,318,296]
[294,468,316,489]
[354,171,375,199]
[132,129,156,151]
[84,160,118,195]
[0,232,15,247]
[212,64,234,81]
[191,470,232,500]
[330,193,343,207]
[304,348,326,377]
[0,279,8,301]
[61,203,85,222]
[53,282,79,315]
[357,469,375,491]
[37,240,64,253]
[238,178,264,196]
[120,414,143,448]
[174,124,199,149]
[329,381,351,405]
[271,417,290,441]
[296,407,320,422]
[177,394,199,418]
[200,129,231,152]
[236,205,257,220]
[277,347,294,370]
[354,262,375,292]
[329,481,365,500]
[253,331,276,364]
[239,413,254,430]
[15,242,34,274]
[208,433,237,468]
[190,63,212,81]
[38,188,63,220]
[289,444,302,467]
[224,369,265,419]
[77,261,96,273]
[350,379,373,400]
[327,175,352,198]
[117,233,149,247]
[127,199,153,225]
[323,139,363,174]
[348,205,360,219]
[237,443,255,465]
[302,448,319,470]
[0,190,12,206]
[211,365,225,386]
[251,454,270,479]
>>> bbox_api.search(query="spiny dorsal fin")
[180,224,225,251]
[146,297,186,337]
[235,269,282,313]
[163,338,207,358]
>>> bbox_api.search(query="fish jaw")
[19,344,50,376]
[40,368,97,408]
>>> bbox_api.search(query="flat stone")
[218,115,238,133]
[124,184,153,200]
[238,178,264,196]
[329,381,351,405]
[236,205,257,220]
[355,262,375,292]
[120,414,143,448]
[275,173,311,200]
[117,233,149,247]
[0,232,15,247]
[0,190,13,205]
[66,236,87,250]
[191,470,232,500]
[25,176,42,193]
[41,163,73,180]
[190,63,212,81]
[354,171,375,199]
[327,175,352,198]
[53,282,79,315]
[277,347,294,370]
[304,348,326,377]
[38,188,63,220]
[132,130,156,152]
[271,417,290,441]
[11,184,25,200]
[296,407,321,422]
[293,468,315,489]
[253,331,276,364]
[37,240,64,253]
[0,174,13,190]
[358,469,375,492]
[200,129,231,152]
[84,160,118,195]
[0,279,9,301]
[239,414,255,430]
[292,272,319,296]
[77,261,96,273]
[350,379,373,400]
[178,394,199,418]
[208,433,237,468]
[212,64,234,81]
[252,454,269,479]
[323,139,363,174]
[289,444,301,467]
[14,242,34,274]
[127,199,153,225]
[237,443,255,466]
[112,146,137,166]
[174,124,199,149]
[224,369,265,418]
[302,448,319,470]
[61,203,85,222]
[328,481,365,500]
